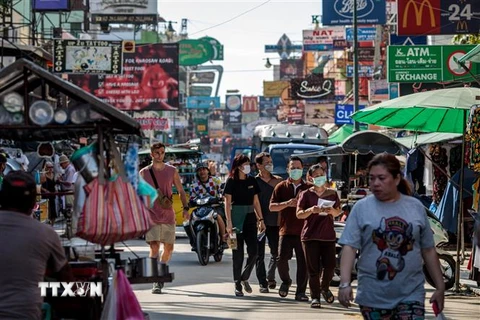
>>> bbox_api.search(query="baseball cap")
[59,155,70,164]
[0,171,36,200]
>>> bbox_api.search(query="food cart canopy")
[0,58,141,141]
[341,130,406,155]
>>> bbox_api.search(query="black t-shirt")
[224,176,260,205]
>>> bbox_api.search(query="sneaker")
[235,282,244,297]
[267,279,277,289]
[152,282,162,294]
[259,284,269,293]
[241,280,252,293]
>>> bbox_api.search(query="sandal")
[311,298,322,308]
[321,290,335,304]
[295,293,309,302]
[278,280,292,298]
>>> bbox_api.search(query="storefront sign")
[322,0,386,25]
[302,27,345,51]
[280,59,304,80]
[397,0,480,35]
[387,45,479,82]
[32,0,70,11]
[53,39,123,74]
[242,96,259,113]
[345,27,377,42]
[259,97,280,118]
[263,81,289,97]
[136,117,169,131]
[346,64,374,77]
[186,96,220,109]
[335,104,366,125]
[290,75,335,100]
[349,48,375,61]
[90,0,158,24]
[179,39,215,66]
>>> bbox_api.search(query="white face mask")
[264,164,274,172]
[241,165,251,175]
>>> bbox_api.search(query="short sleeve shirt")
[224,176,260,205]
[0,211,67,319]
[338,194,435,309]
[189,176,223,202]
[297,188,340,241]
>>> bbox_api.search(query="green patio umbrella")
[351,87,480,133]
[351,87,480,292]
[457,44,480,64]
[328,124,368,144]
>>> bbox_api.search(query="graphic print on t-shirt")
[372,216,414,281]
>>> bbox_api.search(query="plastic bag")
[116,269,144,320]
[100,271,117,320]
[124,143,139,191]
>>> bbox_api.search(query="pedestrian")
[41,161,57,225]
[269,156,310,301]
[219,161,228,181]
[0,171,73,319]
[338,153,445,318]
[57,154,76,209]
[254,152,282,293]
[140,142,189,294]
[224,154,266,297]
[297,163,341,308]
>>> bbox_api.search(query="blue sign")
[186,96,220,109]
[322,0,386,25]
[303,44,333,51]
[389,35,427,46]
[32,0,70,11]
[346,65,374,77]
[345,27,376,41]
[335,104,366,125]
[389,83,399,100]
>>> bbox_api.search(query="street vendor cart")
[0,59,173,319]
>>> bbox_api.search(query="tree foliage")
[452,34,480,44]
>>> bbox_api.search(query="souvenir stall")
[0,59,171,319]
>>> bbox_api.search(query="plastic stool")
[42,302,52,320]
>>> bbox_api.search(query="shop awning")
[395,132,462,148]
[328,124,368,144]
[457,44,480,65]
[0,58,141,141]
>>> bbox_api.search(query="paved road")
[116,237,480,320]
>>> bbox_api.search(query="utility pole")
[353,0,360,132]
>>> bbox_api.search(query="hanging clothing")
[430,144,449,205]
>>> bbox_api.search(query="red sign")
[242,96,258,113]
[70,44,179,111]
[397,0,441,36]
[136,117,169,131]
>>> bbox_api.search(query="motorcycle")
[184,195,224,266]
[332,208,456,290]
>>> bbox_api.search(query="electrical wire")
[190,0,272,36]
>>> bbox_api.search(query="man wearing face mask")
[254,152,283,293]
[269,156,310,301]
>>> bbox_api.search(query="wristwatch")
[338,282,351,289]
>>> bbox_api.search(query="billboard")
[302,27,345,51]
[290,75,335,101]
[335,104,367,125]
[263,81,289,97]
[186,96,220,109]
[305,103,335,125]
[368,79,389,102]
[69,44,179,111]
[322,0,386,25]
[397,0,480,35]
[32,0,70,11]
[90,0,158,24]
[53,39,123,74]
[280,59,304,80]
[387,45,479,83]
[345,27,377,42]
[259,97,280,118]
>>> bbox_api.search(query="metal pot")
[134,258,159,277]
[71,143,99,183]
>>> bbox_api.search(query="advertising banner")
[322,0,386,25]
[290,74,335,100]
[280,59,304,80]
[389,83,400,99]
[33,0,70,11]
[387,45,479,83]
[397,0,480,35]
[335,104,366,125]
[302,27,345,51]
[263,81,289,97]
[53,39,123,74]
[259,97,280,118]
[368,79,389,102]
[333,39,348,50]
[305,103,336,125]
[136,117,169,131]
[348,48,375,61]
[242,96,259,113]
[346,64,374,77]
[90,0,158,24]
[225,94,242,125]
[345,27,377,42]
[186,96,220,109]
[69,43,179,111]
[179,39,215,66]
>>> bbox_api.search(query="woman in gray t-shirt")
[338,153,445,319]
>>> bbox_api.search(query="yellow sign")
[402,0,436,28]
[263,81,289,98]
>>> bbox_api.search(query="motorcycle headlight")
[196,197,210,206]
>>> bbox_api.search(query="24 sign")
[397,0,480,35]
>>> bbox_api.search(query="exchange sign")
[387,45,479,83]
[397,0,480,35]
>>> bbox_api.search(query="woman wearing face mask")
[297,163,341,308]
[224,154,266,297]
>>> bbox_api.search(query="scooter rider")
[189,161,228,248]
